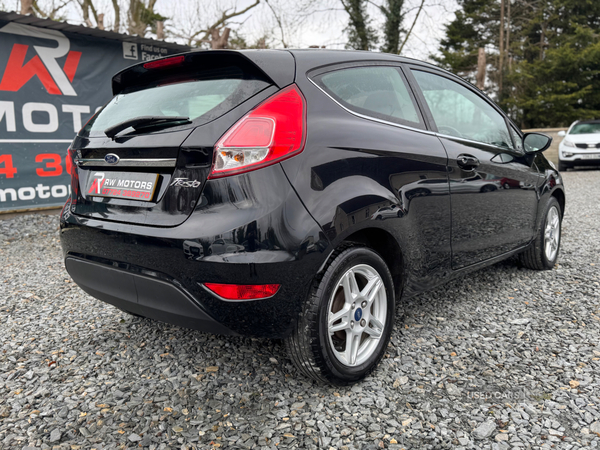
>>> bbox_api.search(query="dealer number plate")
[86,171,159,202]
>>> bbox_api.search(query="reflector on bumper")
[203,283,280,300]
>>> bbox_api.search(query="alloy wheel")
[327,264,387,367]
[544,206,560,262]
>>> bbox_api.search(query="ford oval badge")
[354,308,362,321]
[104,153,119,165]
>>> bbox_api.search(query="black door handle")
[457,154,480,170]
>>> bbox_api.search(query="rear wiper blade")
[105,116,190,139]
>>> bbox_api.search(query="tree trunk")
[210,27,231,49]
[82,0,93,27]
[476,47,486,90]
[98,13,105,30]
[382,0,404,54]
[506,0,511,72]
[498,0,505,98]
[341,0,375,51]
[111,0,120,32]
[128,0,146,36]
[21,0,35,15]
[156,21,164,40]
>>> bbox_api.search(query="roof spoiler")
[111,50,295,96]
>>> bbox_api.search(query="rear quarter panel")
[282,73,453,297]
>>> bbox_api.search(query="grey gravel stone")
[473,421,496,440]
[509,318,531,325]
[495,432,509,441]
[128,433,141,442]
[48,429,61,443]
[1,171,600,450]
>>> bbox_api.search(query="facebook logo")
[122,42,138,60]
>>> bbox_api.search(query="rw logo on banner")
[0,23,81,96]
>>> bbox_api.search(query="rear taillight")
[208,84,306,179]
[203,283,280,300]
[66,148,79,196]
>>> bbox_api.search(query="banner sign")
[0,20,186,211]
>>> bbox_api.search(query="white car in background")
[558,120,600,171]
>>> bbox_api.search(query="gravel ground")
[1,170,599,450]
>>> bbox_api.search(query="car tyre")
[519,197,562,270]
[286,246,395,385]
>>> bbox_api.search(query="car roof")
[285,48,441,73]
[287,48,435,65]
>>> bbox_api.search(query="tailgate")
[69,51,290,227]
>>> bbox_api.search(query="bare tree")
[170,0,260,49]
[255,0,327,49]
[397,0,425,54]
[128,0,167,37]
[156,20,164,39]
[265,0,288,48]
[22,0,71,20]
[111,0,121,32]
[78,0,101,28]
[21,0,35,15]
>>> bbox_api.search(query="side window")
[509,125,524,152]
[412,70,512,149]
[315,66,423,128]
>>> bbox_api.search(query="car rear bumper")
[65,256,239,335]
[60,166,330,338]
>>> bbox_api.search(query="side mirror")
[523,132,552,154]
[557,130,566,137]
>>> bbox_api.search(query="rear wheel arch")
[341,227,405,298]
[551,188,565,217]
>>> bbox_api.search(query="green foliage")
[432,0,498,83]
[341,0,378,50]
[380,0,405,54]
[506,26,600,127]
[434,0,600,127]
[142,9,168,33]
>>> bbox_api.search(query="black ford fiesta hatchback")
[60,49,565,385]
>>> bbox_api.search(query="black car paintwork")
[278,92,453,298]
[60,49,565,338]
[61,163,327,338]
[439,135,540,269]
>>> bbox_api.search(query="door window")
[412,70,512,149]
[315,66,423,128]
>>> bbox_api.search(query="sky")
[3,0,458,62]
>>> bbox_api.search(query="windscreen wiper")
[104,116,190,139]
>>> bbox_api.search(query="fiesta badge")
[104,153,120,165]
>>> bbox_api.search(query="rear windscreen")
[81,61,271,138]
